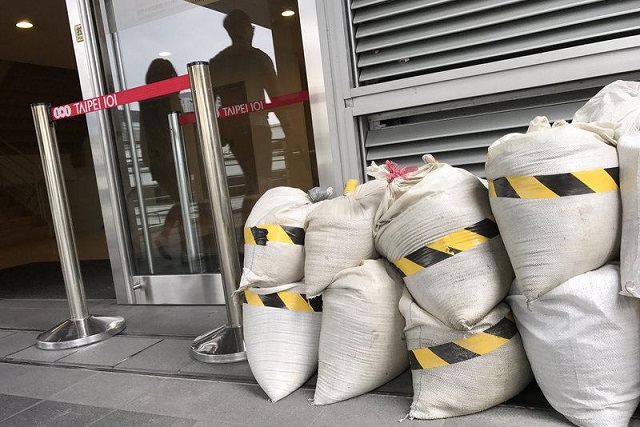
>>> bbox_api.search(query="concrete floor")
[0,298,629,426]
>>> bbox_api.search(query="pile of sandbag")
[304,180,409,405]
[240,186,330,401]
[369,156,532,419]
[486,112,640,427]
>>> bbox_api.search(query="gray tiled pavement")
[0,298,620,426]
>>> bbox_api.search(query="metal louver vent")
[351,0,640,85]
[364,72,640,177]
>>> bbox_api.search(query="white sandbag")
[618,133,640,298]
[313,259,408,405]
[400,289,532,419]
[486,117,620,301]
[373,160,513,330]
[506,264,640,427]
[304,180,386,297]
[243,282,322,402]
[573,80,640,140]
[242,187,318,288]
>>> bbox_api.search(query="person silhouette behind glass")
[139,58,183,260]
[209,9,287,223]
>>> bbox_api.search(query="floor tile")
[56,336,160,367]
[439,406,571,426]
[0,308,69,331]
[121,377,244,420]
[179,359,254,381]
[0,400,113,427]
[7,345,81,363]
[0,332,39,357]
[120,306,226,337]
[311,393,417,427]
[373,369,412,396]
[49,371,166,409]
[0,331,15,340]
[115,338,193,373]
[0,363,96,399]
[90,410,197,427]
[0,394,41,422]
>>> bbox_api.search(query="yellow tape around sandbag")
[489,167,619,199]
[244,224,305,246]
[393,217,500,277]
[243,290,322,312]
[409,313,517,370]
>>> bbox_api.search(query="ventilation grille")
[351,0,640,85]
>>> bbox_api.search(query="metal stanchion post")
[187,62,246,363]
[31,103,126,350]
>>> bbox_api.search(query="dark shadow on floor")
[0,260,115,299]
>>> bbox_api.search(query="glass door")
[94,0,318,304]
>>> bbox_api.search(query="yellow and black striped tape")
[244,224,305,246]
[489,167,619,199]
[393,217,499,277]
[243,290,322,312]
[409,313,517,370]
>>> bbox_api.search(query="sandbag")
[507,264,640,427]
[573,80,640,140]
[618,133,640,298]
[373,159,513,329]
[242,187,320,288]
[304,180,386,297]
[486,116,620,301]
[400,289,532,419]
[313,259,408,405]
[243,282,322,402]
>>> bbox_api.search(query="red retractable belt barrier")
[50,73,309,124]
[178,90,310,126]
[50,75,191,121]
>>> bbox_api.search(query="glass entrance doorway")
[91,0,319,304]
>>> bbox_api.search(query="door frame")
[64,0,338,304]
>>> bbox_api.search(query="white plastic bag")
[400,289,532,419]
[618,133,640,298]
[242,187,319,288]
[573,80,640,140]
[243,282,322,402]
[374,160,513,329]
[304,180,386,297]
[486,117,620,301]
[313,259,408,405]
[507,263,640,427]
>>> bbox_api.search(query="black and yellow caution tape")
[244,224,305,246]
[243,290,322,312]
[393,217,499,277]
[489,167,619,199]
[409,313,517,370]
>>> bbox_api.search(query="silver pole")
[31,103,126,350]
[168,112,202,273]
[187,62,246,363]
[112,32,155,274]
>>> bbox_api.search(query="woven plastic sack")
[304,180,386,297]
[507,263,640,427]
[486,116,620,301]
[242,187,325,289]
[400,289,532,419]
[243,282,322,402]
[373,160,513,330]
[573,80,640,140]
[618,133,640,298]
[313,259,408,405]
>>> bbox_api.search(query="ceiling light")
[281,9,295,17]
[158,51,172,57]
[16,20,34,29]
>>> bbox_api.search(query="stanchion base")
[190,325,246,363]
[36,315,126,350]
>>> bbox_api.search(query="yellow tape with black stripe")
[243,290,322,312]
[489,167,619,199]
[393,217,500,277]
[244,224,305,246]
[409,314,517,370]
